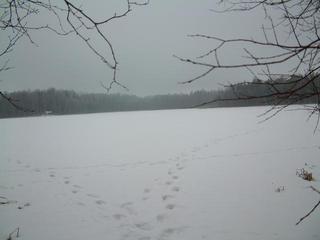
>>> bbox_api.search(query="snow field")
[0,107,319,240]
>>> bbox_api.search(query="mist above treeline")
[1,75,319,118]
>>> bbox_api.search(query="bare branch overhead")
[176,0,320,120]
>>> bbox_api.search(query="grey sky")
[1,0,271,96]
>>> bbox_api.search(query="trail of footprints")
[13,159,110,209]
[12,137,207,239]
[162,162,183,212]
[115,137,221,239]
[114,130,268,239]
[11,138,209,239]
[9,129,271,239]
[45,169,109,208]
[30,137,208,239]
[115,137,223,239]
[6,129,282,240]
[114,158,187,240]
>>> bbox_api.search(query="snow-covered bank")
[0,107,319,240]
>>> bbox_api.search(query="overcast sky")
[1,0,272,96]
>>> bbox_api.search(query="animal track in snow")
[172,175,179,180]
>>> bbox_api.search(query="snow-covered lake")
[1,107,319,240]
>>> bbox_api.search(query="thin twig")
[296,200,320,225]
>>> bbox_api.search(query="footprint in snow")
[113,213,126,220]
[172,186,180,192]
[95,200,106,205]
[134,222,153,231]
[159,227,186,239]
[121,202,133,208]
[165,180,173,185]
[162,194,174,201]
[138,237,151,240]
[156,214,168,222]
[17,202,31,210]
[87,193,99,198]
[144,188,151,193]
[121,202,136,215]
[77,202,86,206]
[172,175,179,180]
[120,231,150,240]
[166,203,175,210]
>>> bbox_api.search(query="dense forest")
[1,75,319,118]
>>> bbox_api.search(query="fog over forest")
[1,75,319,118]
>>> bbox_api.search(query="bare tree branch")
[0,91,35,112]
[296,199,320,225]
[0,0,149,111]
[176,0,320,122]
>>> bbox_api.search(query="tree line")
[1,75,319,118]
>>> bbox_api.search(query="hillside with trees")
[1,74,319,118]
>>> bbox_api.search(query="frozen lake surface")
[0,107,320,240]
